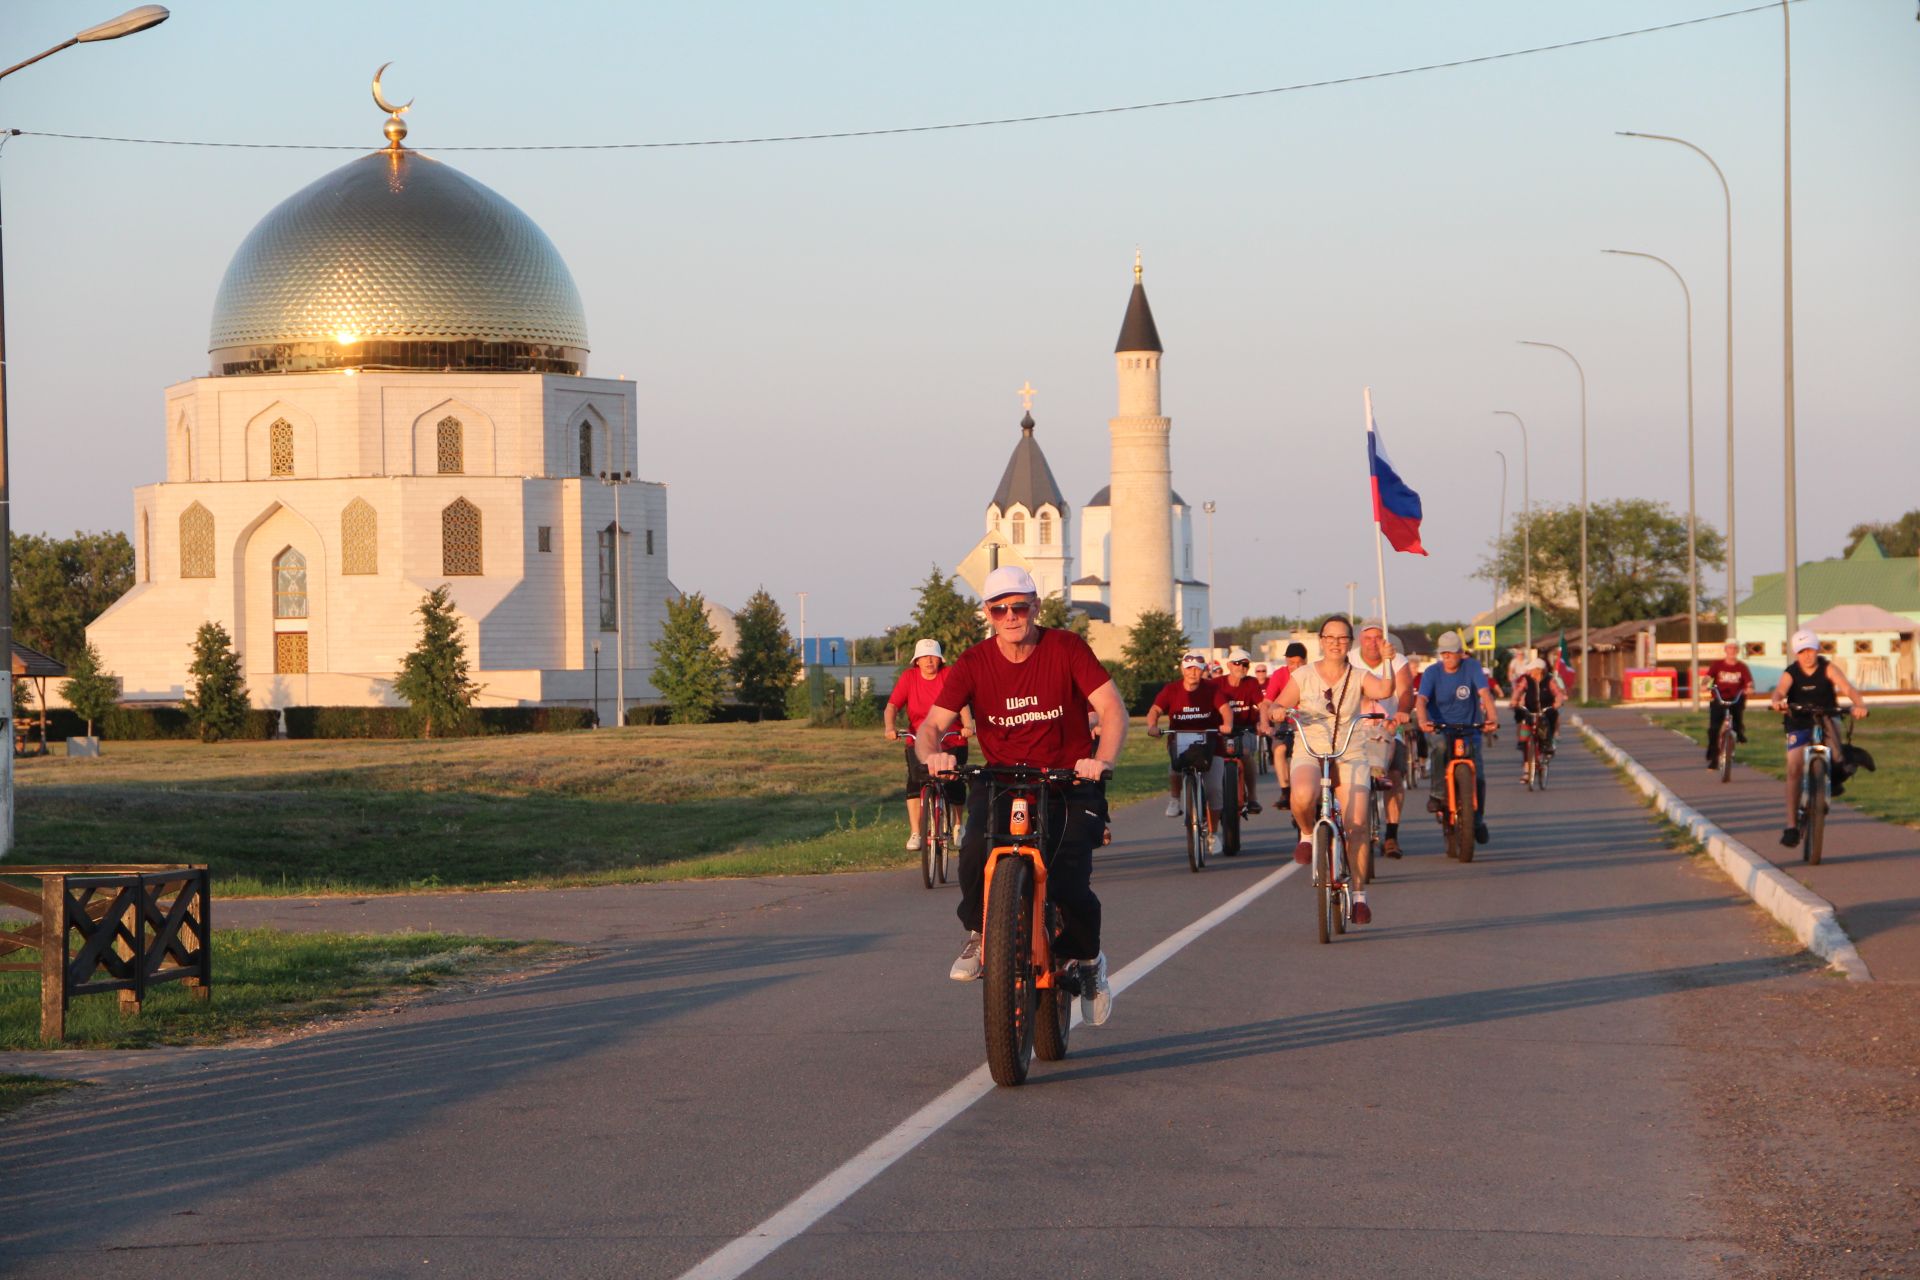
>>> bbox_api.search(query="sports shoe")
[1245,799,1262,816]
[905,833,923,851]
[1780,826,1801,848]
[1079,952,1112,1026]
[1426,796,1445,815]
[949,931,983,981]
[1210,829,1224,856]
[1293,839,1313,865]
[1383,836,1402,859]
[1706,758,1719,770]
[1164,798,1183,818]
[1351,898,1372,926]
[1474,821,1490,845]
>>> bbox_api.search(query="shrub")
[46,705,278,741]
[785,672,814,722]
[393,585,479,738]
[184,621,249,742]
[846,693,883,730]
[281,705,597,739]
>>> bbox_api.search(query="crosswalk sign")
[1473,625,1496,650]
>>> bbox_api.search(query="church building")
[88,92,668,714]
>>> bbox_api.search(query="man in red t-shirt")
[917,566,1126,1024]
[1703,640,1754,765]
[1216,646,1269,819]
[1146,652,1234,853]
[884,638,975,851]
[1261,642,1309,807]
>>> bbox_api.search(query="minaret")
[1107,251,1173,635]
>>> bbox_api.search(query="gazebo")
[12,643,67,756]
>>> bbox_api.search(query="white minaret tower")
[1107,251,1174,635]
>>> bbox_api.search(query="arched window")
[341,498,377,575]
[578,422,593,476]
[274,548,308,619]
[269,419,294,477]
[1038,513,1053,547]
[180,502,214,578]
[442,498,482,575]
[1010,514,1025,545]
[436,417,464,474]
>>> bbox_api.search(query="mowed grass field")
[1661,704,1920,828]
[11,720,1172,896]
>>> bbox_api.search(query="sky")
[2,0,1915,640]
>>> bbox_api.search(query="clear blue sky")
[3,0,1915,637]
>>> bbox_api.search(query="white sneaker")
[1164,798,1183,818]
[949,931,982,981]
[1210,829,1224,856]
[905,833,922,851]
[1079,953,1112,1026]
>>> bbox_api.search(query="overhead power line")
[10,2,1801,153]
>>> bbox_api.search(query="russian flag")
[1367,408,1427,556]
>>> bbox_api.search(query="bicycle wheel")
[1222,768,1242,856]
[1805,756,1828,866]
[919,785,939,889]
[1331,834,1347,936]
[1524,738,1536,791]
[1452,767,1476,864]
[1313,824,1333,944]
[1366,788,1384,883]
[938,798,956,884]
[983,856,1038,1086]
[1719,728,1734,784]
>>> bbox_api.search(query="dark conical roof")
[991,412,1068,514]
[1114,281,1163,353]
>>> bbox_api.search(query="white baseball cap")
[1358,617,1386,636]
[1791,628,1820,653]
[981,565,1038,601]
[1226,646,1252,664]
[1527,657,1547,672]
[1180,652,1209,669]
[912,638,943,662]
[1436,630,1465,654]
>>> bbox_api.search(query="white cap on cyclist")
[1791,628,1820,654]
[1723,638,1740,652]
[1436,630,1464,654]
[1527,657,1547,672]
[1358,617,1386,636]
[912,638,943,662]
[981,565,1038,601]
[1226,646,1252,664]
[1180,651,1209,669]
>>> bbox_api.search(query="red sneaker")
[1352,900,1373,925]
[1293,839,1313,865]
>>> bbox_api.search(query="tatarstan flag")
[1367,409,1427,556]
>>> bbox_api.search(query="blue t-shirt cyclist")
[1415,630,1499,846]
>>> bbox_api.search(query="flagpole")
[1364,387,1391,644]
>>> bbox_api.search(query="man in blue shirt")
[1416,630,1500,846]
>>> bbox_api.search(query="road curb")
[1573,714,1872,982]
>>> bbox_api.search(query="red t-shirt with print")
[1263,667,1294,701]
[1707,659,1754,698]
[886,666,949,732]
[934,628,1111,768]
[1217,675,1265,729]
[1151,679,1229,733]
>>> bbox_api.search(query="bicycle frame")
[970,766,1076,996]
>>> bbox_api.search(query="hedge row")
[282,705,598,738]
[40,706,280,741]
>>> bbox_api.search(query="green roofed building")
[1735,536,1920,688]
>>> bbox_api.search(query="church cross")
[1017,380,1037,412]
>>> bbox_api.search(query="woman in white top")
[1268,616,1399,922]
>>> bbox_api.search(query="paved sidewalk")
[1584,707,1920,983]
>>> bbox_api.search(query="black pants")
[955,779,1106,962]
[1706,699,1746,758]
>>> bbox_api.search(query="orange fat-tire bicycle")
[1436,726,1480,863]
[962,764,1092,1086]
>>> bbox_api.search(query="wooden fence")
[0,865,211,1042]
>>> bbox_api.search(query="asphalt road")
[2,738,1809,1279]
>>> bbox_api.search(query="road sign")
[1473,625,1496,650]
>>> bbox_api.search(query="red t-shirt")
[934,628,1111,768]
[1263,667,1294,701]
[1151,679,1229,733]
[1218,675,1264,729]
[1707,659,1754,698]
[886,666,950,732]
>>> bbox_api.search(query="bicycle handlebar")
[1281,710,1382,761]
[949,763,1097,786]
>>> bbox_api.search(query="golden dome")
[209,148,589,376]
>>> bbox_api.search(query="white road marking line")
[675,860,1304,1280]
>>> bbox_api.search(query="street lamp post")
[1604,248,1701,707]
[1493,449,1509,618]
[1492,412,1532,657]
[592,639,601,728]
[1518,341,1589,702]
[1292,588,1305,626]
[1620,130,1737,646]
[598,469,634,726]
[1202,500,1217,637]
[0,5,170,858]
[1781,0,1800,635]
[1345,581,1357,627]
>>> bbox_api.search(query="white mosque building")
[957,259,1209,659]
[88,94,669,714]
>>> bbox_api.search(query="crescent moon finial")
[372,62,414,117]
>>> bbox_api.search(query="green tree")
[731,588,801,720]
[1845,510,1920,558]
[10,530,135,663]
[393,585,479,738]
[1122,607,1186,695]
[908,565,987,661]
[58,641,120,738]
[652,591,728,724]
[1036,592,1090,637]
[183,621,249,743]
[1476,499,1725,629]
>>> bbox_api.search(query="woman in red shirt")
[884,638,974,851]
[1145,652,1234,855]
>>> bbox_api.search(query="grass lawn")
[12,720,1171,896]
[1660,705,1920,828]
[0,928,557,1050]
[0,1073,80,1117]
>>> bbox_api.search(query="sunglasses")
[986,600,1034,619]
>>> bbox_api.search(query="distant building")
[1737,536,1920,686]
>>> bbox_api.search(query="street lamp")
[1202,500,1217,639]
[598,469,635,726]
[1604,248,1701,707]
[1620,130,1737,646]
[1493,449,1509,618]
[1780,0,1801,634]
[1345,581,1357,627]
[1492,412,1532,656]
[1292,588,1305,627]
[1518,340,1589,702]
[0,5,170,858]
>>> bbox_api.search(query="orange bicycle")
[1434,725,1480,862]
[958,764,1096,1086]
